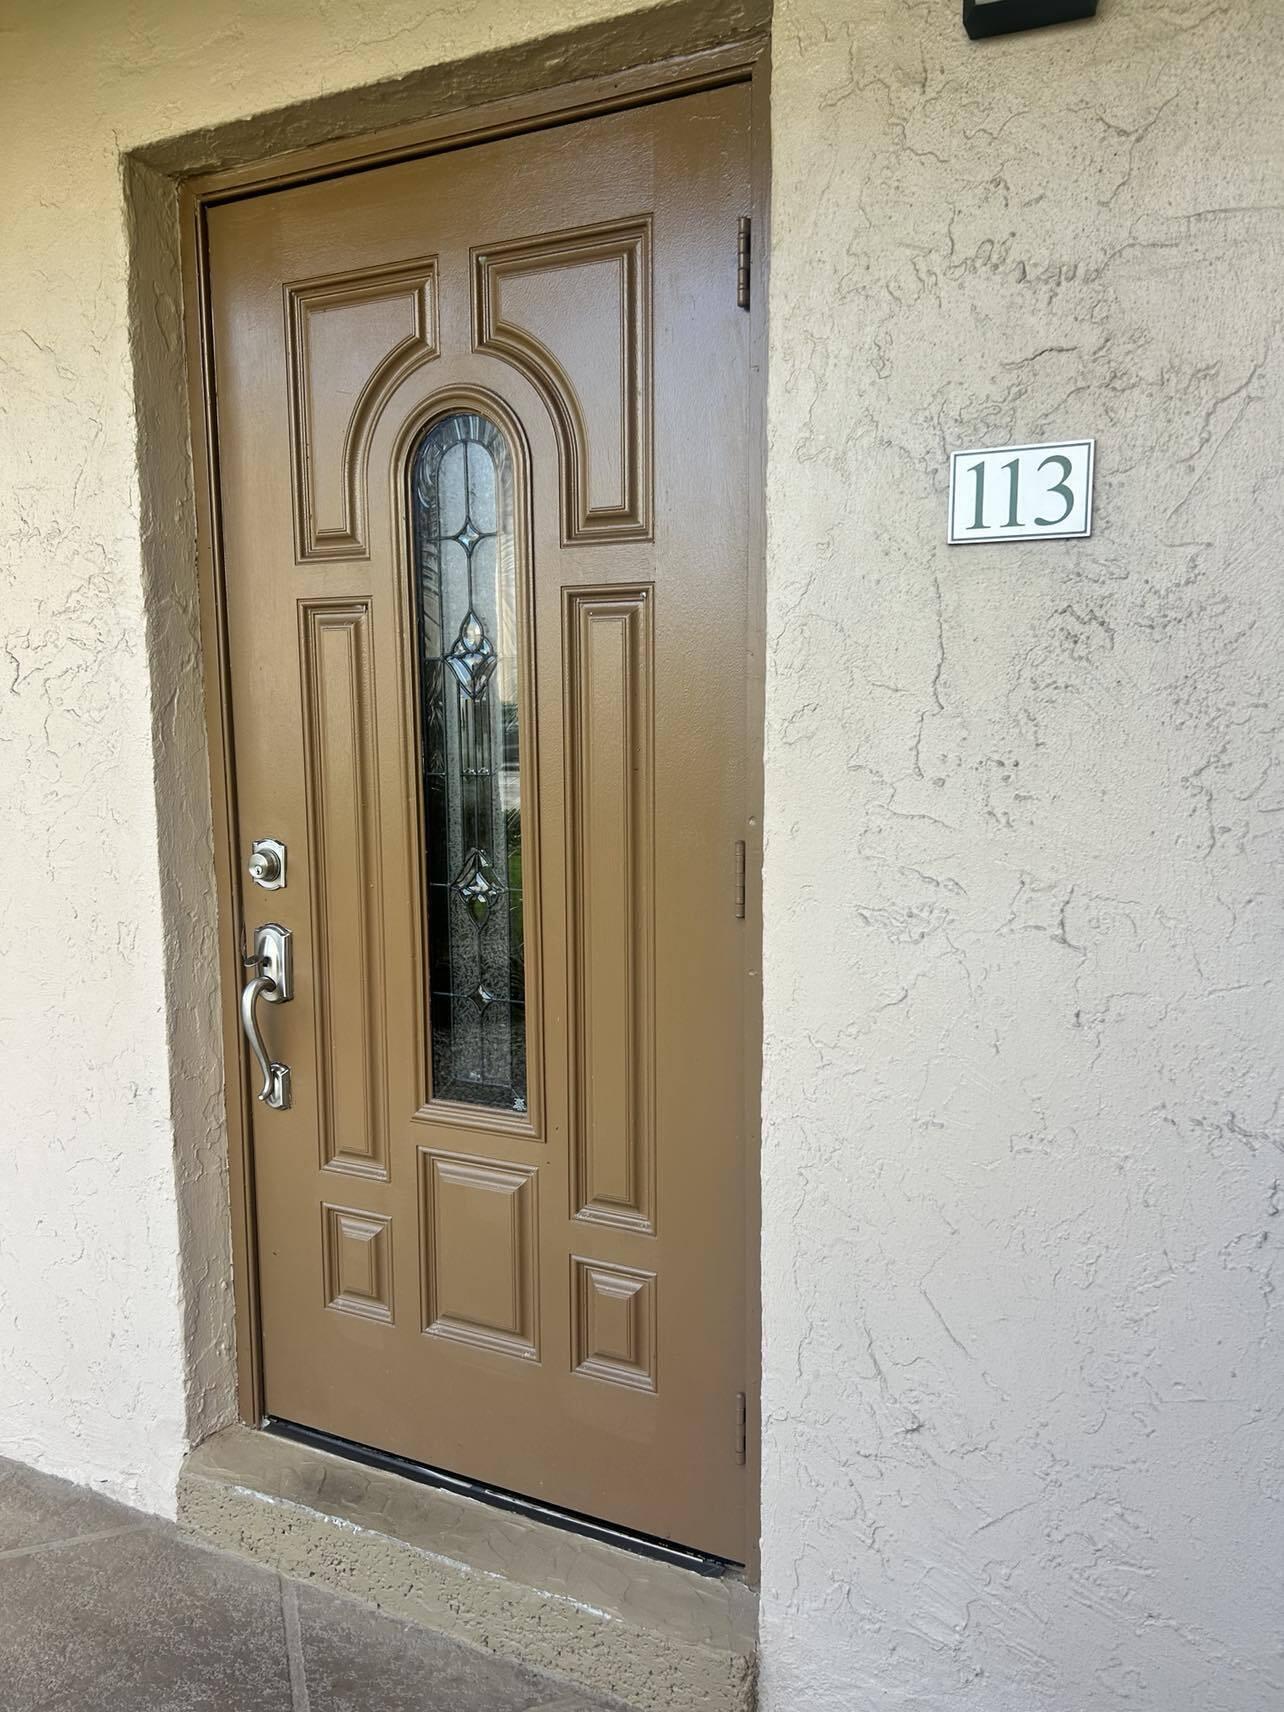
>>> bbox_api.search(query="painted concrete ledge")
[178,1427,757,1712]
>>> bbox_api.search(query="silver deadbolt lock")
[248,838,286,890]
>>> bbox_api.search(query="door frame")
[180,33,769,1565]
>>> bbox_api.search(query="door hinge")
[734,840,746,919]
[736,216,751,311]
[735,1391,747,1464]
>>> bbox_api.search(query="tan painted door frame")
[183,43,766,1567]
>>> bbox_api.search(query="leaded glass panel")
[411,412,526,1112]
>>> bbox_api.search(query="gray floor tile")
[292,1576,564,1711]
[0,1455,638,1712]
[0,1454,140,1553]
[522,1701,632,1712]
[0,1524,295,1712]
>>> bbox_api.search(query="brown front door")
[206,81,754,1563]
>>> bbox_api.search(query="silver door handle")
[240,923,293,1110]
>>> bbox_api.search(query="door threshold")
[178,1425,757,1712]
[264,1416,734,1576]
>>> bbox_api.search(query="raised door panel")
[287,260,438,559]
[564,588,655,1233]
[322,1204,394,1323]
[419,1150,539,1361]
[572,1257,657,1393]
[299,601,388,1178]
[473,221,651,543]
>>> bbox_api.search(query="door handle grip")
[240,924,293,1110]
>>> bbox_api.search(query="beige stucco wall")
[1,0,1281,1707]
[762,2,1284,1708]
[0,0,759,1515]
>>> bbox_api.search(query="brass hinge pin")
[735,1391,747,1463]
[734,840,746,919]
[736,216,751,311]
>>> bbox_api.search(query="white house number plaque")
[947,438,1095,545]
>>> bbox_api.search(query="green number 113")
[967,454,1076,531]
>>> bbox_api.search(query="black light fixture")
[964,0,1098,39]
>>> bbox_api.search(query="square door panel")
[572,1256,656,1392]
[322,1204,393,1323]
[419,1150,539,1360]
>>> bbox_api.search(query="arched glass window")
[411,412,526,1112]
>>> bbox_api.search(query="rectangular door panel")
[322,1204,394,1324]
[299,600,388,1178]
[565,587,655,1233]
[420,1150,540,1360]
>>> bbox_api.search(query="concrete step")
[178,1427,757,1712]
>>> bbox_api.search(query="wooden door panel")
[420,1149,540,1360]
[298,599,389,1178]
[322,1203,394,1323]
[565,586,656,1233]
[286,258,440,559]
[208,83,752,1562]
[572,1256,658,1392]
[473,220,651,541]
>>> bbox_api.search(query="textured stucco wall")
[0,0,755,1517]
[1,0,1281,1706]
[760,2,1284,1708]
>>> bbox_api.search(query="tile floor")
[0,1454,631,1712]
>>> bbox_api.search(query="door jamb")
[180,32,769,1570]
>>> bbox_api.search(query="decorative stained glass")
[411,412,526,1112]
